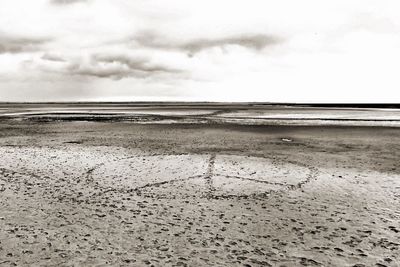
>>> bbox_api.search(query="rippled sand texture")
[0,122,399,266]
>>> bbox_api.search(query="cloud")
[134,31,282,55]
[41,53,66,62]
[31,52,183,80]
[67,62,132,79]
[94,54,181,73]
[72,54,182,79]
[181,34,282,53]
[0,32,49,54]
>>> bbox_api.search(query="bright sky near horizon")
[0,0,400,102]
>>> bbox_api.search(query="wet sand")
[2,103,400,127]
[0,119,400,266]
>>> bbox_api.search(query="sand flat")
[0,114,399,266]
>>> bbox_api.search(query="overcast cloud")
[0,0,400,102]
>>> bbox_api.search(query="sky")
[0,0,400,102]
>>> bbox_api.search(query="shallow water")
[1,103,400,127]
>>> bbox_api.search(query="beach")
[0,105,399,266]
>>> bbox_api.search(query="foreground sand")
[0,121,399,266]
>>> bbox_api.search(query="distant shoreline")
[0,102,400,109]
